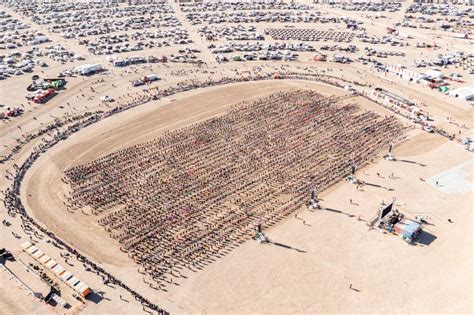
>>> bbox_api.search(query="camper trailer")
[73,64,103,76]
[31,35,49,45]
[33,89,56,103]
[144,73,159,82]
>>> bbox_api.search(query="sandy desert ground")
[0,1,473,314]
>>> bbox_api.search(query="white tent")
[448,86,474,100]
[425,69,443,79]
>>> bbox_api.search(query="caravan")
[73,63,104,76]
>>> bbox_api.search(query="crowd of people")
[1,67,422,313]
[63,90,404,288]
[0,69,359,165]
[3,139,167,313]
[1,70,363,313]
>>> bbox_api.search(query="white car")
[100,95,114,102]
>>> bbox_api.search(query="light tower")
[384,143,396,161]
[307,189,321,210]
[346,164,360,185]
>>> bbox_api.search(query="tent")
[439,86,449,93]
[448,86,474,100]
[425,69,443,79]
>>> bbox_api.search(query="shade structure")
[21,242,91,298]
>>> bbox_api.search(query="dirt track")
[17,81,473,314]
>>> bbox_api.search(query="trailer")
[113,59,128,67]
[144,73,159,82]
[73,63,103,76]
[1,106,23,118]
[33,89,56,104]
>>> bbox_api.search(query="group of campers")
[63,89,404,288]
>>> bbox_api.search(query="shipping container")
[79,286,91,297]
